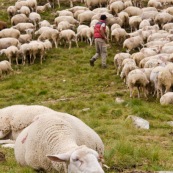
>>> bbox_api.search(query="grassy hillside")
[1,0,173,173]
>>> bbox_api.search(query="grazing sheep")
[147,32,169,42]
[29,12,41,27]
[13,23,35,33]
[111,28,127,44]
[117,11,129,28]
[38,20,51,28]
[149,66,165,97]
[92,7,109,14]
[129,16,142,32]
[139,54,169,68]
[139,19,151,29]
[15,1,28,10]
[144,58,165,68]
[126,69,149,98]
[14,112,104,172]
[0,105,55,143]
[77,25,93,46]
[7,6,17,19]
[165,6,173,15]
[160,92,173,105]
[0,21,7,31]
[0,38,20,50]
[0,46,19,65]
[42,39,52,51]
[123,34,144,53]
[140,47,158,57]
[54,16,79,26]
[141,10,158,21]
[131,52,145,66]
[109,1,124,15]
[0,28,20,39]
[0,60,13,78]
[157,67,173,98]
[11,14,30,26]
[36,3,51,13]
[114,52,131,75]
[59,29,78,49]
[18,6,31,16]
[35,26,52,36]
[38,28,59,48]
[120,60,138,83]
[74,9,87,19]
[57,21,75,31]
[68,6,89,13]
[123,6,142,17]
[27,0,37,12]
[148,0,162,9]
[19,43,31,65]
[110,23,121,32]
[85,0,108,9]
[28,41,46,64]
[163,23,173,32]
[78,10,95,24]
[56,10,73,17]
[124,0,133,8]
[154,12,173,29]
[18,29,33,44]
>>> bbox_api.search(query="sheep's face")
[0,116,11,138]
[47,146,104,173]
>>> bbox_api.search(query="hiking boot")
[90,59,95,66]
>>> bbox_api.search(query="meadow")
[1,0,173,172]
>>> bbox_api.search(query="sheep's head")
[47,145,104,173]
[0,115,11,139]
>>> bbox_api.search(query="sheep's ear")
[47,153,71,162]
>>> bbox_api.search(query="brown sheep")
[0,21,7,31]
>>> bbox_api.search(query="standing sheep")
[126,69,149,98]
[0,60,13,78]
[0,28,20,39]
[59,29,78,49]
[37,28,59,48]
[0,38,21,50]
[14,112,104,173]
[29,12,41,27]
[0,46,19,65]
[123,34,144,53]
[11,14,30,26]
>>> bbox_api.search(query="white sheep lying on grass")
[14,112,104,173]
[0,105,55,146]
[160,92,173,105]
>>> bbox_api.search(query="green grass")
[1,0,173,173]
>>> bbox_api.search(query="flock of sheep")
[0,0,173,104]
[111,0,173,104]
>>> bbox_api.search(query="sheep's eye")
[73,158,79,162]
